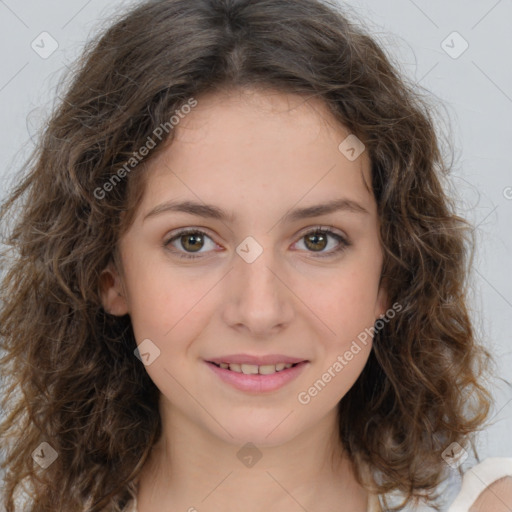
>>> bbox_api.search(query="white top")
[446,457,512,512]
[124,457,512,512]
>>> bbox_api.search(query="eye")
[292,226,350,258]
[163,225,350,260]
[164,229,218,260]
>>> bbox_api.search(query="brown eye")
[304,231,328,252]
[164,229,218,260]
[164,226,350,261]
[179,232,204,252]
[293,227,350,258]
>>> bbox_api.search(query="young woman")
[1,1,511,510]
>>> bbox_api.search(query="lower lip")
[205,361,309,393]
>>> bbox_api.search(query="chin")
[207,410,304,448]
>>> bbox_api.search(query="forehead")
[139,88,374,216]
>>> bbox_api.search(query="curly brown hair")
[0,0,496,510]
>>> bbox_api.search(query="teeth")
[259,364,278,375]
[215,362,297,374]
[241,364,259,375]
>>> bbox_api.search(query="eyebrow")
[143,197,370,223]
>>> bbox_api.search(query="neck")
[136,399,369,512]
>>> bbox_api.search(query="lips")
[206,354,308,366]
[205,358,309,393]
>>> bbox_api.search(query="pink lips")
[206,353,307,366]
[204,354,309,393]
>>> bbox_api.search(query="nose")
[221,243,295,338]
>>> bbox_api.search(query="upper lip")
[206,354,308,365]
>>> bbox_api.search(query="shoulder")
[448,457,512,512]
[470,475,512,512]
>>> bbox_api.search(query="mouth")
[204,359,309,393]
[207,361,302,374]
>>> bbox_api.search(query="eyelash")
[163,226,351,261]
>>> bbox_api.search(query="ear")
[99,261,129,316]
[374,283,389,321]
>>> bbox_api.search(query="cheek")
[125,263,213,354]
[304,267,380,348]
[297,276,376,408]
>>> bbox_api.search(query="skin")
[471,477,512,511]
[101,87,389,512]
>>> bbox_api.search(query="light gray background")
[0,0,511,484]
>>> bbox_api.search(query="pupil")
[306,232,326,251]
[182,233,203,252]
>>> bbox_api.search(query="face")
[101,87,388,447]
